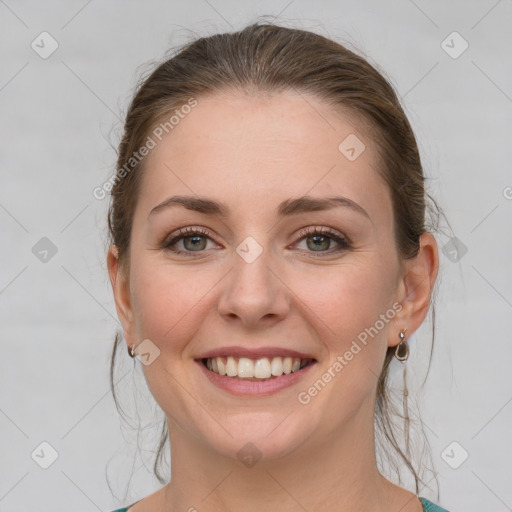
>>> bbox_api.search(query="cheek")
[289,261,397,429]
[303,261,393,330]
[129,259,219,349]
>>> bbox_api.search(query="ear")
[389,232,439,347]
[107,245,136,346]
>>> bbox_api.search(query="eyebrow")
[148,194,371,220]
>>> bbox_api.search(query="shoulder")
[108,498,143,512]
[111,497,449,512]
[419,497,451,512]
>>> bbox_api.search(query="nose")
[217,244,290,329]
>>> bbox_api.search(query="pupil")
[309,235,329,251]
[185,236,205,251]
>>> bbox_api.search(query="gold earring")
[128,344,136,358]
[395,329,409,361]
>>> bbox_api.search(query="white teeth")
[204,356,311,379]
[271,357,283,376]
[217,358,227,376]
[254,358,271,379]
[238,358,254,378]
[226,356,237,377]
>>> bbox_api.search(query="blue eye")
[162,226,351,257]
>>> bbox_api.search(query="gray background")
[1,1,511,511]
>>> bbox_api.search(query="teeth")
[283,357,292,374]
[217,357,226,376]
[226,356,237,377]
[254,358,271,378]
[271,357,283,376]
[238,357,254,378]
[204,356,312,379]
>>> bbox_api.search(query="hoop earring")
[128,344,136,358]
[395,329,409,361]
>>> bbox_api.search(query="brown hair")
[108,19,447,497]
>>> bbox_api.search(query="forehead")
[136,89,392,226]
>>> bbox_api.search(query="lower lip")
[196,359,317,396]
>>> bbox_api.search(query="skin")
[108,89,438,512]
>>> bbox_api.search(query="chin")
[196,412,315,465]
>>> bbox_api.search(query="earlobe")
[389,232,439,346]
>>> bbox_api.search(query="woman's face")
[111,89,413,462]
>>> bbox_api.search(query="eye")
[162,227,219,256]
[293,226,351,256]
[162,226,351,257]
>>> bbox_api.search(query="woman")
[106,20,449,512]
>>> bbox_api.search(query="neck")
[160,407,402,512]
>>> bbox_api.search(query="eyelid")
[293,225,349,243]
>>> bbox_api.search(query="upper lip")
[196,346,316,360]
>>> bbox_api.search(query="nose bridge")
[217,235,289,326]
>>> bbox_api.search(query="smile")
[203,356,315,380]
[196,354,317,396]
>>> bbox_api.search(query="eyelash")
[162,226,351,258]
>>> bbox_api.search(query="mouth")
[200,355,316,381]
[194,346,318,396]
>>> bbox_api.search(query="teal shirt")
[110,496,450,511]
